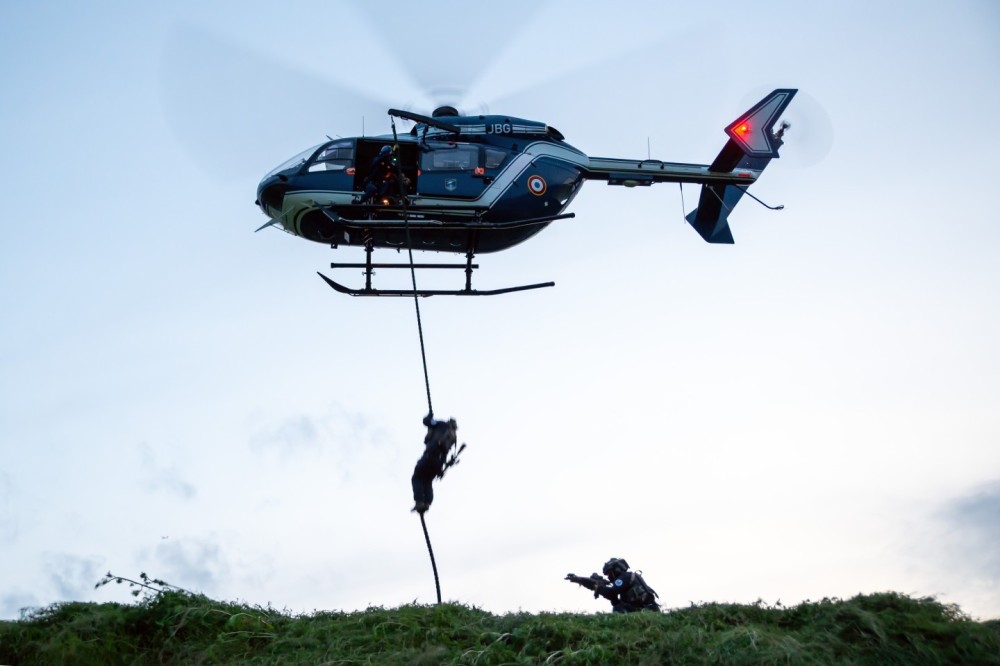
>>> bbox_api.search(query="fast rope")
[390,117,441,604]
[419,512,442,604]
[391,118,434,420]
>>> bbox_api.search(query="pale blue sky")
[1,1,999,620]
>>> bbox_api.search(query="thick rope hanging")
[390,117,442,604]
[419,512,442,604]
[391,119,434,419]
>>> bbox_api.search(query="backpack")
[626,572,659,607]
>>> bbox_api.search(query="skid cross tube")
[330,262,480,269]
[336,243,482,290]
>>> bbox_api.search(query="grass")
[1,589,998,665]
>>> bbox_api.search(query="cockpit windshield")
[264,143,324,179]
[307,140,355,172]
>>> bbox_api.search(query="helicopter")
[255,88,797,296]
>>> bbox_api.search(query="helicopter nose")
[256,176,287,217]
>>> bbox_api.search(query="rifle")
[565,572,612,599]
[437,443,466,479]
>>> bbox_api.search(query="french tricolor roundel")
[527,175,547,196]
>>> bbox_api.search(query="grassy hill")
[2,587,998,665]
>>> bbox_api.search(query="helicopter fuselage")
[255,90,796,296]
[255,110,765,255]
[256,115,594,254]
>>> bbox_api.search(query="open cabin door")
[353,139,419,196]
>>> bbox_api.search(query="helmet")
[448,418,457,431]
[602,558,629,578]
[379,145,392,155]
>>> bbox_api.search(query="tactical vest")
[426,423,456,463]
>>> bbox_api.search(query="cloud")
[149,538,226,594]
[249,402,395,476]
[901,480,1000,618]
[146,471,197,500]
[0,471,16,544]
[939,480,1000,583]
[140,445,197,500]
[250,413,319,453]
[44,553,104,601]
[1,592,40,620]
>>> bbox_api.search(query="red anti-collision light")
[723,89,797,158]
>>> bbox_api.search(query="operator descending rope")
[411,415,464,605]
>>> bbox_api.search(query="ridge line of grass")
[2,590,998,665]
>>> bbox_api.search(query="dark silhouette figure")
[359,145,395,204]
[411,415,458,513]
[565,557,660,612]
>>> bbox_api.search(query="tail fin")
[686,89,797,244]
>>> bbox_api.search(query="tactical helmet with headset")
[602,558,629,579]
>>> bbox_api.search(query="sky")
[1,0,999,621]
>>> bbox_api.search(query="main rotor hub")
[432,105,459,118]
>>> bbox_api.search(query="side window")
[421,143,479,172]
[308,141,355,172]
[485,148,506,170]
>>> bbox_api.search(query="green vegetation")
[2,581,998,665]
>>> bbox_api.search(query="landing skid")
[317,272,554,297]
[318,245,554,297]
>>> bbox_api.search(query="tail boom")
[578,89,795,243]
[581,157,762,188]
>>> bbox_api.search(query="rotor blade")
[351,0,532,107]
[774,89,834,169]
[158,22,392,183]
[739,87,833,169]
[388,109,460,134]
[352,0,575,117]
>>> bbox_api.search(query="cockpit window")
[421,143,479,172]
[264,143,323,179]
[308,141,355,172]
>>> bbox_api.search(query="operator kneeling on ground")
[411,414,462,514]
[566,557,660,612]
